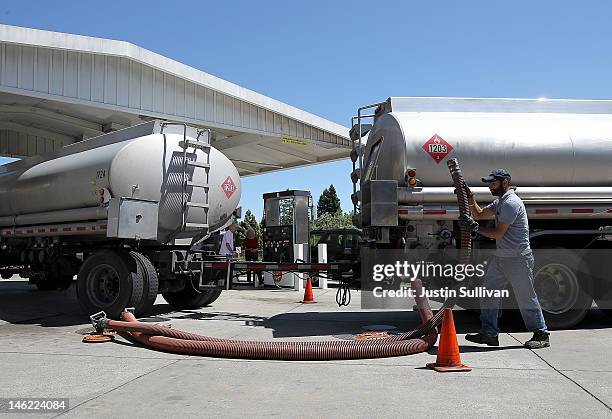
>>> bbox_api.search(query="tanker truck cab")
[351,97,612,328]
[0,121,241,318]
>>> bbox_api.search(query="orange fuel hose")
[100,279,438,360]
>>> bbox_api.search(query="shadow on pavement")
[2,280,611,339]
[0,280,86,327]
[262,310,480,338]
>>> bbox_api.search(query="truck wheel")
[130,252,159,316]
[162,277,222,310]
[533,249,593,329]
[77,251,144,319]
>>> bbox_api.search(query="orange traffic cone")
[426,308,471,372]
[301,276,317,304]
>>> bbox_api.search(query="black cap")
[482,169,511,183]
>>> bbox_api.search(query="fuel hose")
[410,158,476,329]
[93,279,438,360]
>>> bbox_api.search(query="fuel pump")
[262,190,313,286]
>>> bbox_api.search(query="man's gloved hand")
[458,214,479,233]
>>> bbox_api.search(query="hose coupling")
[90,311,109,333]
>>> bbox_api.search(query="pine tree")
[317,184,341,217]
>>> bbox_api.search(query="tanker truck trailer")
[351,97,612,328]
[0,120,241,318]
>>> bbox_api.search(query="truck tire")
[130,252,159,316]
[533,248,593,329]
[77,251,144,319]
[162,277,222,310]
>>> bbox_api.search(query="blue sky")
[1,1,612,219]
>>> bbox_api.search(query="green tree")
[317,184,341,217]
[311,211,354,230]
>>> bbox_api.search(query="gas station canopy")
[0,24,350,176]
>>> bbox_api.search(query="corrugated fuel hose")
[92,279,437,360]
[90,159,473,360]
[421,158,476,329]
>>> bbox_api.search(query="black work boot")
[465,333,499,346]
[524,331,550,349]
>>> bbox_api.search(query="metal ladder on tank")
[349,102,384,222]
[161,123,211,232]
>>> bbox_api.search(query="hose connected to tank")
[409,158,477,330]
[90,279,438,360]
[432,158,477,315]
[447,158,478,266]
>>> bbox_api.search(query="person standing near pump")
[244,227,263,286]
[463,169,550,349]
[219,222,237,258]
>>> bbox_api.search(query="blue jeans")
[480,253,548,337]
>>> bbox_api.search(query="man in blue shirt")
[464,169,550,349]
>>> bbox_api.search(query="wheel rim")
[534,263,580,315]
[86,264,121,307]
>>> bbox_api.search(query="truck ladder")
[161,123,212,232]
[182,130,212,231]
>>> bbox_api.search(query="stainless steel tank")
[0,121,241,241]
[364,97,612,187]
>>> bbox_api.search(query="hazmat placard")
[422,134,453,163]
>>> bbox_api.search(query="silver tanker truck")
[0,121,241,318]
[351,97,612,328]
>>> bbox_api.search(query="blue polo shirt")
[483,190,531,257]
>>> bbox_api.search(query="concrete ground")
[1,278,611,418]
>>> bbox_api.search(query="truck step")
[185,222,209,229]
[186,202,209,209]
[186,160,210,169]
[186,181,210,189]
[183,140,210,150]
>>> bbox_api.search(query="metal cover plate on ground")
[362,324,397,331]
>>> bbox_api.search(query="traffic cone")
[301,276,317,304]
[426,308,471,372]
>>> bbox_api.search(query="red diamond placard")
[221,176,237,199]
[422,134,453,163]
